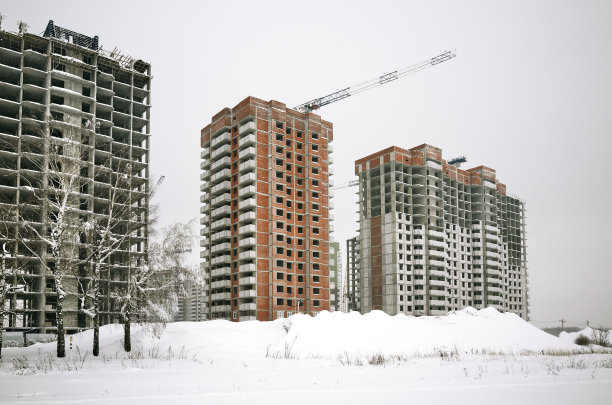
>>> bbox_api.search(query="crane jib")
[431,51,453,65]
[294,50,456,112]
[379,71,398,85]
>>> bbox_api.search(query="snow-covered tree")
[0,206,21,360]
[78,161,135,356]
[18,127,85,358]
[118,220,199,352]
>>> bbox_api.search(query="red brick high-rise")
[200,97,333,321]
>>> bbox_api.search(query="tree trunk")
[0,312,4,360]
[92,264,100,356]
[56,294,65,358]
[123,314,131,352]
[93,312,99,356]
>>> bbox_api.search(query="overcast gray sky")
[3,0,611,327]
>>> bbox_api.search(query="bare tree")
[0,206,22,359]
[18,126,85,358]
[78,161,137,356]
[118,220,199,352]
[591,327,610,348]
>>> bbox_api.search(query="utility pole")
[560,319,566,329]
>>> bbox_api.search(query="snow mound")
[13,307,581,361]
[266,307,580,359]
[559,327,594,344]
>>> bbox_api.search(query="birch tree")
[118,220,199,352]
[18,128,84,358]
[78,161,141,356]
[0,206,21,359]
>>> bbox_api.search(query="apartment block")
[345,236,361,312]
[329,241,341,311]
[200,97,333,321]
[0,22,151,333]
[176,283,207,322]
[355,145,528,319]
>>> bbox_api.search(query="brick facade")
[201,97,333,321]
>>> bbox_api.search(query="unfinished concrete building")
[345,236,361,312]
[329,241,341,311]
[0,21,151,333]
[355,145,528,319]
[200,97,333,321]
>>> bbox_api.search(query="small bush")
[574,334,591,346]
[591,327,610,348]
[367,353,386,366]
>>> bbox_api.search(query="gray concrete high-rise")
[355,144,528,319]
[0,21,151,333]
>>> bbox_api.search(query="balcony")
[201,148,210,159]
[238,121,256,134]
[239,224,256,235]
[211,305,231,313]
[211,230,231,242]
[428,269,446,278]
[239,289,256,298]
[239,160,256,173]
[239,276,256,286]
[239,171,256,185]
[239,198,256,211]
[239,185,256,197]
[239,302,257,311]
[211,168,231,184]
[211,131,231,148]
[429,279,447,287]
[428,239,446,248]
[211,292,231,301]
[211,217,231,231]
[239,250,256,260]
[239,263,256,273]
[211,156,231,171]
[211,193,230,207]
[212,143,231,160]
[239,211,256,222]
[239,146,256,160]
[485,224,499,233]
[487,285,503,295]
[211,254,230,265]
[211,180,231,195]
[211,205,231,218]
[239,133,256,148]
[239,237,256,248]
[211,242,231,254]
[211,280,231,289]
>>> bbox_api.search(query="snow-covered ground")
[1,308,611,404]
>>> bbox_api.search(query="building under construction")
[0,21,151,333]
[355,145,528,319]
[200,97,333,321]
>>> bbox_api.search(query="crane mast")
[294,50,456,113]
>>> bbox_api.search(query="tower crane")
[300,50,457,192]
[294,50,456,113]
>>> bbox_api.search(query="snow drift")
[15,307,581,362]
[266,307,580,359]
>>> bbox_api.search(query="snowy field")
[1,308,611,404]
